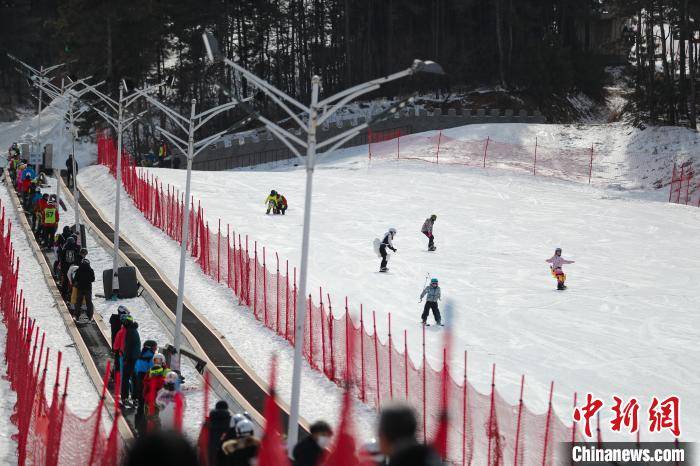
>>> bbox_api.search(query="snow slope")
[77,167,379,439]
[136,124,700,441]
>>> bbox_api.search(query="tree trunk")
[689,22,697,129]
[679,0,688,120]
[344,0,351,87]
[495,0,507,88]
[645,3,655,121]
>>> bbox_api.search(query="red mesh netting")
[99,133,589,463]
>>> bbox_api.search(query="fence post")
[483,136,490,168]
[533,137,538,176]
[327,293,335,381]
[436,130,442,164]
[217,220,221,283]
[373,310,380,409]
[422,323,427,442]
[668,164,675,202]
[397,133,400,159]
[253,242,258,318]
[678,166,684,203]
[227,225,231,289]
[462,351,468,466]
[263,247,268,326]
[513,375,525,466]
[276,253,280,335]
[487,364,496,466]
[368,128,372,161]
[285,261,290,341]
[588,145,594,184]
[308,294,313,369]
[541,381,555,466]
[387,313,393,400]
[685,172,691,205]
[360,305,366,402]
[404,330,409,401]
[571,392,578,445]
[320,288,326,377]
[293,267,297,344]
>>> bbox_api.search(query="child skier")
[421,214,437,251]
[545,247,575,290]
[419,278,442,325]
[265,190,279,214]
[379,228,397,272]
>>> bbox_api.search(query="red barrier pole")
[327,293,335,381]
[541,381,555,466]
[669,163,676,202]
[571,392,578,444]
[678,166,684,203]
[309,294,316,368]
[373,310,380,409]
[285,261,290,341]
[422,323,427,442]
[360,305,366,402]
[88,361,112,466]
[588,145,594,184]
[217,219,221,283]
[320,289,326,376]
[487,364,496,466]
[533,137,538,176]
[462,351,468,466]
[368,128,372,161]
[387,313,393,400]
[263,247,268,326]
[253,242,258,318]
[513,375,525,466]
[397,133,400,159]
[483,136,490,168]
[227,225,231,289]
[404,330,409,401]
[292,267,297,343]
[276,253,280,335]
[436,130,442,164]
[685,173,691,205]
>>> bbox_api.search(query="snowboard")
[373,238,381,258]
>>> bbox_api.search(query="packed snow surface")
[135,123,700,441]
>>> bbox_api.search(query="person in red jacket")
[277,194,288,215]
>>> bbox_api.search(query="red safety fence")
[99,133,584,464]
[0,197,125,466]
[668,162,700,207]
[367,128,597,184]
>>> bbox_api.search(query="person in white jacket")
[545,247,575,290]
[156,372,183,430]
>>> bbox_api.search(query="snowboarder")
[379,228,397,272]
[545,247,575,290]
[265,190,279,214]
[419,278,442,325]
[421,214,437,251]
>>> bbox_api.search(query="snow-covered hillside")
[132,124,700,441]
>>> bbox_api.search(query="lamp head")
[411,59,445,75]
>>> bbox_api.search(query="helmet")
[270,190,277,195]
[431,278,438,284]
[555,247,562,254]
[231,413,246,428]
[389,228,397,235]
[430,214,437,221]
[152,353,166,366]
[117,305,130,316]
[165,372,179,384]
[235,419,254,438]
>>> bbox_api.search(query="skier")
[421,214,437,251]
[545,247,575,290]
[265,190,280,214]
[379,228,397,272]
[277,193,288,215]
[419,278,442,326]
[156,372,182,430]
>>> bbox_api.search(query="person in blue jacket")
[419,278,442,326]
[134,340,158,434]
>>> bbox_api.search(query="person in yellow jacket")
[265,190,279,214]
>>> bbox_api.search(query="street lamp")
[132,86,253,374]
[202,31,444,450]
[78,79,163,296]
[7,54,69,177]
